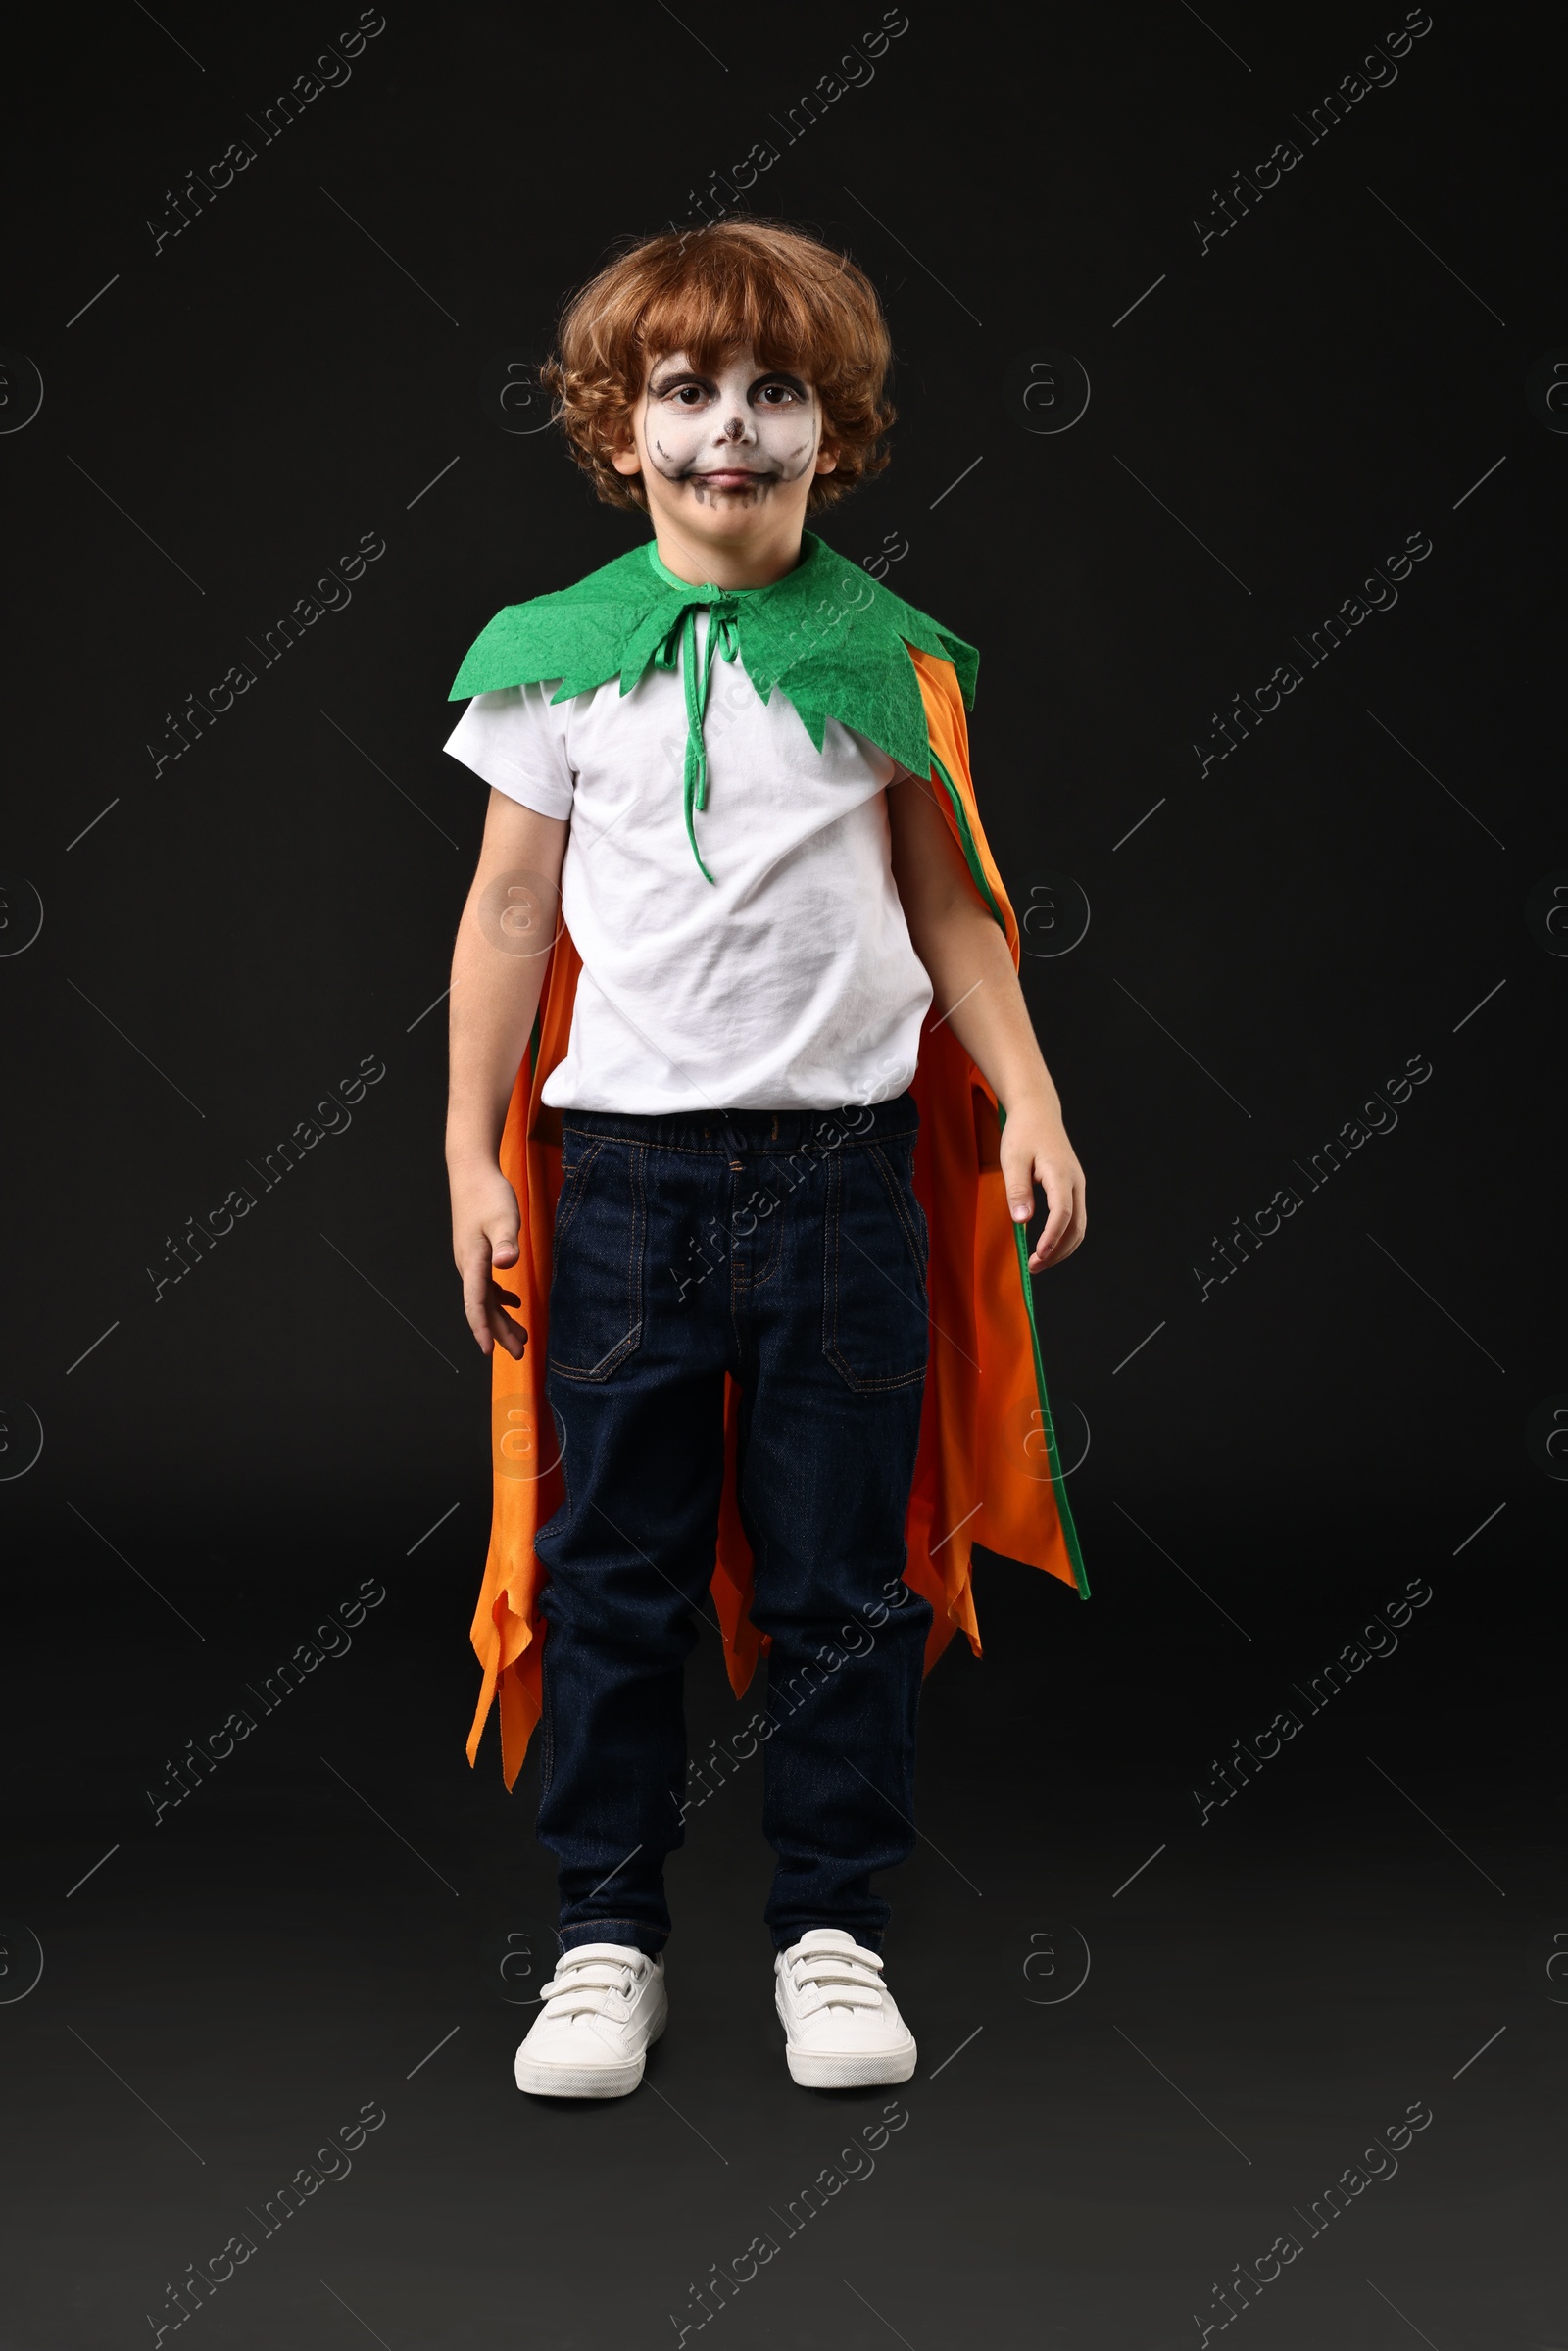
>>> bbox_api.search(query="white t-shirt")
[443,612,934,1113]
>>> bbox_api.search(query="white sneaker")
[514,1941,666,2098]
[774,1928,917,2088]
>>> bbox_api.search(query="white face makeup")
[636,346,825,506]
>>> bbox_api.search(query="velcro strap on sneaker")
[540,1958,639,2009]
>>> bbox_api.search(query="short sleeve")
[837,722,898,788]
[443,681,575,820]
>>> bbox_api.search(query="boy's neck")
[647,515,808,592]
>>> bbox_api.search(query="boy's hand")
[1001,1100,1087,1274]
[451,1159,527,1358]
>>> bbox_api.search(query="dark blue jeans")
[533,1094,934,1958]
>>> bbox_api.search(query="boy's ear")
[607,413,642,477]
[814,440,840,475]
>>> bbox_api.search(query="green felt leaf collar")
[449,532,978,881]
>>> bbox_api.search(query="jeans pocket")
[552,1140,601,1258]
[548,1140,647,1381]
[822,1137,930,1393]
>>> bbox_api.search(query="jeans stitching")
[822,1146,928,1393]
[539,1631,556,1800]
[732,1175,786,1293]
[551,1138,602,1256]
[868,1139,928,1269]
[549,1142,647,1382]
[557,1919,667,1952]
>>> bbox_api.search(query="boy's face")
[610,343,837,553]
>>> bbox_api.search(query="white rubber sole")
[778,2007,917,2088]
[514,1993,666,2099]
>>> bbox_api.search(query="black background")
[2,3,1563,2345]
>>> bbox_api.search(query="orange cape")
[467,645,1089,1788]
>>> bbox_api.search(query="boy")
[442,220,1087,2099]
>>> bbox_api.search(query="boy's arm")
[887,773,1086,1274]
[447,789,570,1355]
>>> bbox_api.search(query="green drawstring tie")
[653,595,741,883]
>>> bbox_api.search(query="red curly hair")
[539,219,896,515]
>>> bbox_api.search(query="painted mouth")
[691,468,769,487]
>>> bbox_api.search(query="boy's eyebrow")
[647,360,702,394]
